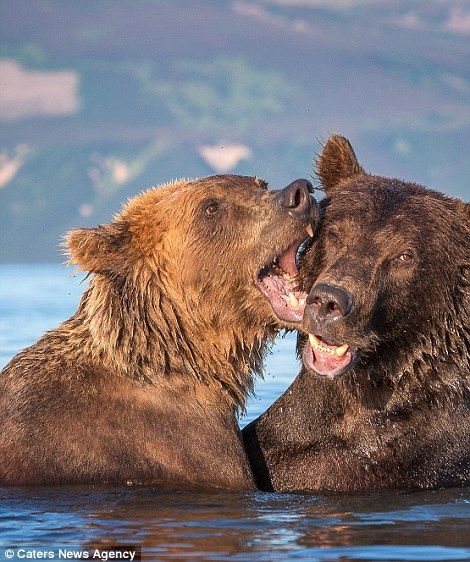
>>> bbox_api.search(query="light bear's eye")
[203,200,221,218]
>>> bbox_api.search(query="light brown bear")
[0,175,317,488]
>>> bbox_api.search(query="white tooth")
[288,293,299,308]
[309,333,320,348]
[335,344,349,357]
[305,224,314,237]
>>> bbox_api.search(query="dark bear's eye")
[398,251,413,262]
[203,200,221,218]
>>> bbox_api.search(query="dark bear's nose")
[277,179,313,215]
[306,283,352,322]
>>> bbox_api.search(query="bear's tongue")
[306,334,352,378]
[277,240,299,278]
[257,237,309,323]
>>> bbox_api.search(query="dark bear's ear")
[65,222,128,273]
[316,135,365,192]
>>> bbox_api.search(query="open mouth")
[257,235,311,323]
[303,333,357,378]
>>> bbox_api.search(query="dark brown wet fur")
[0,175,314,488]
[243,137,470,492]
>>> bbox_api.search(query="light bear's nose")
[276,179,315,220]
[278,179,313,214]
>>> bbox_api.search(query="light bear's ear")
[65,222,128,273]
[316,135,365,192]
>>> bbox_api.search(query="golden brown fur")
[0,175,315,488]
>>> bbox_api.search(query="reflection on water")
[0,264,469,561]
[1,487,469,561]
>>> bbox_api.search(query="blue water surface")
[0,264,469,561]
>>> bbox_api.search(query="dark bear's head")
[299,135,469,381]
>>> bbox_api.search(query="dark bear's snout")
[276,179,315,220]
[305,283,352,327]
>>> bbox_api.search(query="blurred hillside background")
[0,0,469,262]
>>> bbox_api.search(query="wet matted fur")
[0,174,316,488]
[243,137,470,492]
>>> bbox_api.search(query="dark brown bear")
[0,175,317,488]
[243,136,470,492]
